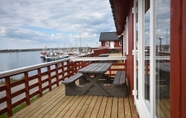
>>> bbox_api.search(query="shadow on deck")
[11,84,138,118]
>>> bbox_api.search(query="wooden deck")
[156,99,170,118]
[11,84,138,118]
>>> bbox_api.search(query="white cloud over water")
[0,0,115,49]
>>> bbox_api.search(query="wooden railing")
[0,53,126,117]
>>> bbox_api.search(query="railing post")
[5,76,12,117]
[74,62,77,73]
[37,68,43,97]
[24,72,30,106]
[67,61,71,78]
[125,60,127,78]
[79,61,81,70]
[62,62,65,80]
[47,66,52,91]
[55,64,59,86]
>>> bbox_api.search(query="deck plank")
[97,96,107,118]
[35,89,66,117]
[129,97,138,118]
[83,96,98,118]
[43,96,69,118]
[103,97,113,118]
[49,96,74,118]
[69,96,89,118]
[90,96,103,118]
[124,97,132,118]
[118,98,125,118]
[63,96,84,118]
[11,84,139,118]
[76,96,93,118]
[111,97,118,118]
[56,96,79,117]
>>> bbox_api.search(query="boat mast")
[80,33,81,48]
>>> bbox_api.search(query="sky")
[144,0,170,46]
[0,0,115,49]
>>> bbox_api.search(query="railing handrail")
[0,53,95,79]
[70,56,126,62]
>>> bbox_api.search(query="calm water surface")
[0,51,44,72]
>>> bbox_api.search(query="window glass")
[144,0,150,103]
[105,41,109,47]
[135,1,138,99]
[156,0,170,117]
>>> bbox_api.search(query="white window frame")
[133,0,138,101]
[123,17,129,55]
[133,0,156,118]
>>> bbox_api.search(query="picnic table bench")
[113,71,126,85]
[62,73,83,85]
[111,71,128,97]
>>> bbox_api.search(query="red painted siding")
[101,41,106,47]
[114,41,121,47]
[182,0,186,117]
[170,0,186,117]
[125,3,134,99]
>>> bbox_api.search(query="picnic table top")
[78,63,112,74]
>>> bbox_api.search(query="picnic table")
[62,62,128,97]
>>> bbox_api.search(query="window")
[105,41,109,47]
[119,40,122,46]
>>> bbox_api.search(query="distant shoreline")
[0,47,91,53]
[0,49,43,53]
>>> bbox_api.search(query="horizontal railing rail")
[70,56,126,62]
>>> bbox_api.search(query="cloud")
[0,0,115,49]
[143,0,170,46]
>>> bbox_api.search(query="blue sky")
[0,0,115,49]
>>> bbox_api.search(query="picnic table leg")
[79,77,89,85]
[80,73,110,96]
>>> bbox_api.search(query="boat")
[44,50,57,62]
[68,48,80,56]
[44,50,69,62]
[40,47,47,58]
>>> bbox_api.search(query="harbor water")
[0,51,47,80]
[0,51,44,72]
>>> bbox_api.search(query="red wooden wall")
[125,1,134,100]
[170,0,186,117]
[101,41,106,47]
[182,1,186,117]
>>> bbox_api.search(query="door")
[110,41,114,49]
[133,0,170,117]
